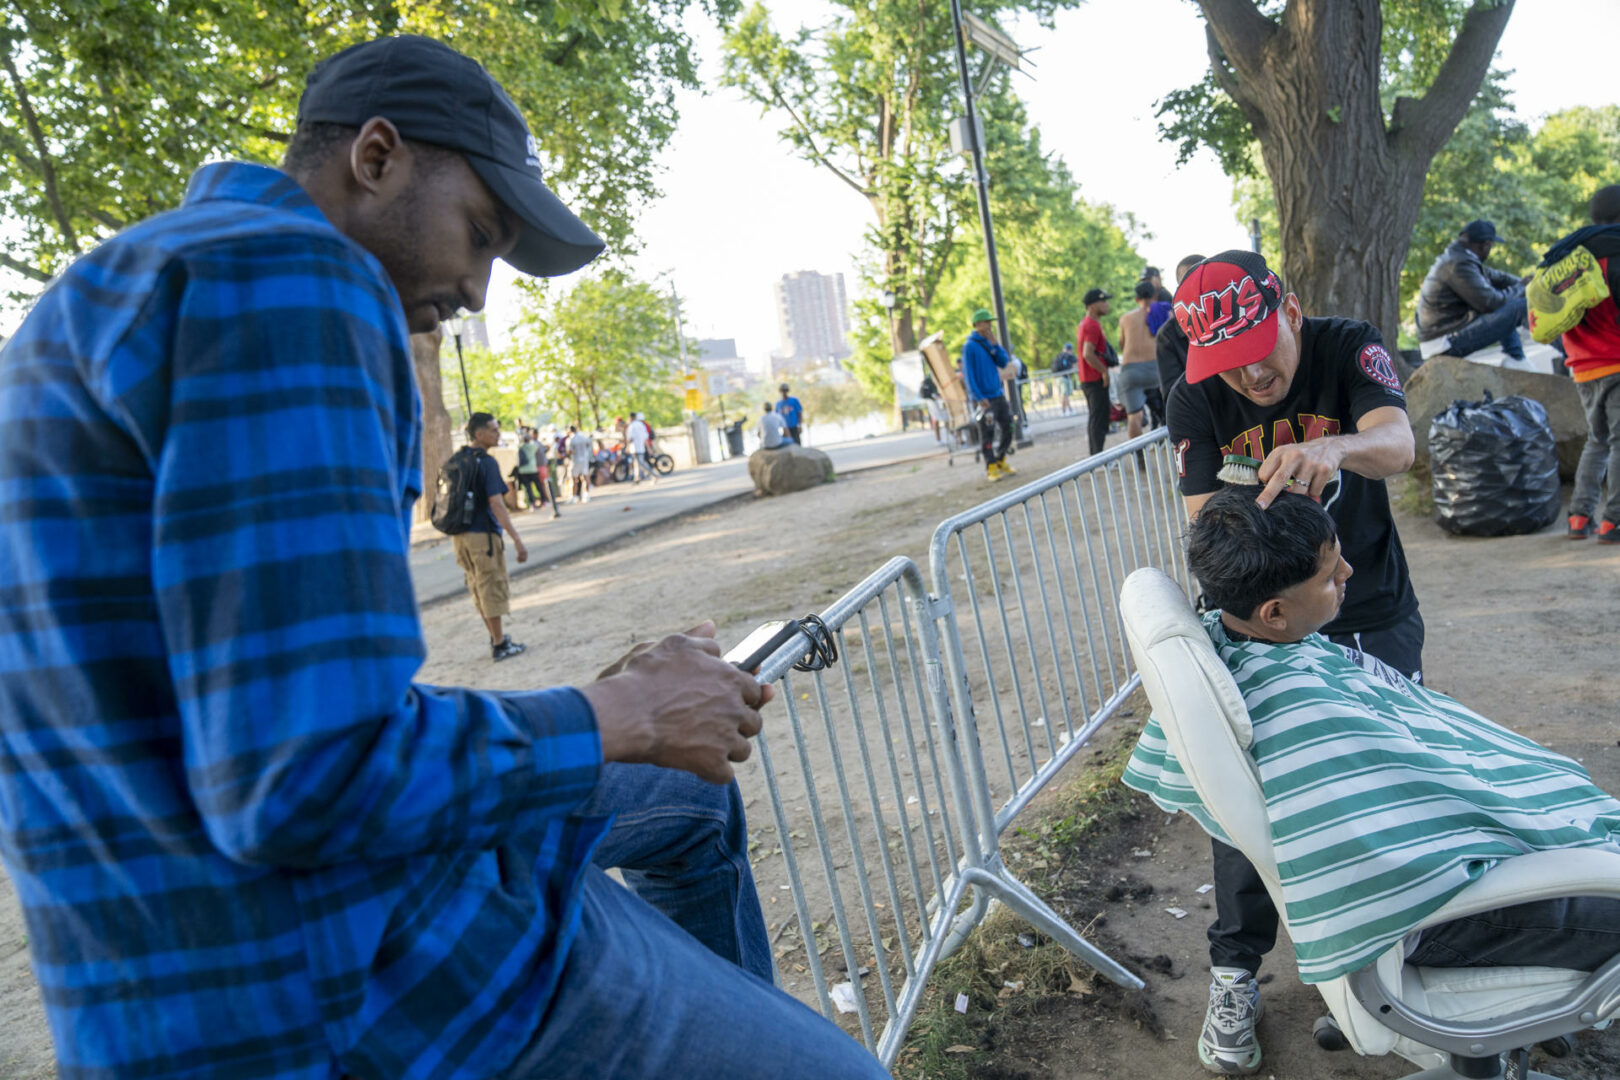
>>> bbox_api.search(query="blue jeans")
[1447,295,1527,360]
[501,763,886,1079]
[1408,896,1620,971]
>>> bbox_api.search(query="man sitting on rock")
[1416,219,1529,361]
[1124,485,1620,1075]
[757,400,788,450]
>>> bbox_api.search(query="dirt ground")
[1,417,1618,1079]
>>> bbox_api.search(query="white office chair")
[1119,567,1620,1080]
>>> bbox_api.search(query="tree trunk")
[410,328,453,524]
[1200,0,1514,350]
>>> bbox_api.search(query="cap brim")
[1184,308,1279,383]
[466,154,605,277]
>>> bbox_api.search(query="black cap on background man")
[299,35,605,276]
[1082,287,1111,307]
[1459,219,1501,245]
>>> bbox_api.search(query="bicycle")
[611,450,675,483]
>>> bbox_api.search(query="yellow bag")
[1527,245,1611,343]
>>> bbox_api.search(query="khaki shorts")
[453,531,510,619]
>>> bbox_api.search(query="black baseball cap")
[1082,287,1111,306]
[1460,219,1501,244]
[298,35,605,277]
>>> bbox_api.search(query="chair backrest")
[1118,569,1281,900]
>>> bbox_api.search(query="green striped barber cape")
[1123,611,1620,983]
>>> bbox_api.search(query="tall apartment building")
[773,271,851,372]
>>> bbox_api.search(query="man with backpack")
[441,412,529,660]
[1547,185,1620,542]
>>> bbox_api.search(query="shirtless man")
[1114,280,1162,441]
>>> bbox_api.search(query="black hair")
[281,121,459,179]
[1592,184,1620,226]
[466,412,496,439]
[763,401,773,412]
[1134,280,1156,301]
[1175,253,1206,278]
[1186,486,1338,619]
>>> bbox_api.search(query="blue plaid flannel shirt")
[0,162,609,1079]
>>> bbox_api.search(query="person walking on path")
[776,383,805,444]
[919,370,948,439]
[627,411,656,484]
[568,423,594,503]
[1165,249,1420,1075]
[1115,281,1162,442]
[1155,253,1205,395]
[1051,341,1079,415]
[1077,288,1114,456]
[517,426,558,516]
[1561,184,1620,542]
[454,413,530,660]
[0,34,887,1080]
[1416,219,1529,360]
[962,307,1016,481]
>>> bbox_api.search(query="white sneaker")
[1199,967,1263,1074]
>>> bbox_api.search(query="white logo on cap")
[525,134,542,172]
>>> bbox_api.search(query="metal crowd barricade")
[1017,370,1084,427]
[746,556,1140,1067]
[927,428,1194,838]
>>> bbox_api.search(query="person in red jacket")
[1563,184,1620,542]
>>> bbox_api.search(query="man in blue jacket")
[963,307,1016,480]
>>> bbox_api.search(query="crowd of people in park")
[2,26,1619,1080]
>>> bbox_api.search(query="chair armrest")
[1348,849,1620,1058]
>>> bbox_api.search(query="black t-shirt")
[1166,317,1416,634]
[467,450,508,535]
[1155,317,1188,398]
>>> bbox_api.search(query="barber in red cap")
[1165,250,1422,1075]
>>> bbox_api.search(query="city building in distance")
[772,270,852,378]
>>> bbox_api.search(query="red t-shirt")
[1564,255,1620,382]
[1076,316,1108,384]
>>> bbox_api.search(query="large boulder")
[749,444,834,495]
[1404,354,1585,483]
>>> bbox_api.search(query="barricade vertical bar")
[995,509,1055,767]
[807,663,882,1049]
[843,608,910,1002]
[753,727,823,1004]
[1037,488,1095,733]
[1083,470,1127,684]
[953,529,1020,796]
[980,519,1038,790]
[773,675,841,1023]
[1020,495,1074,748]
[889,587,960,892]
[1056,476,1111,701]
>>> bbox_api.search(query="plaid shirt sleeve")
[118,228,602,867]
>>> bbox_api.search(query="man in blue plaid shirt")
[0,36,884,1080]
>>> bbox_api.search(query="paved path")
[410,427,979,605]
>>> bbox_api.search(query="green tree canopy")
[0,0,734,289]
[481,272,682,432]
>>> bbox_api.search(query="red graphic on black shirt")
[1358,343,1402,392]
[1175,277,1267,347]
[1222,415,1341,459]
[1174,438,1190,478]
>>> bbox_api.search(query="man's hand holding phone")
[582,622,774,784]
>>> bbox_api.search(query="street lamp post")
[948,0,1010,356]
[444,314,472,423]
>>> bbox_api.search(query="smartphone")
[725,620,800,674]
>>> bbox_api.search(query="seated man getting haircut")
[1125,486,1620,1075]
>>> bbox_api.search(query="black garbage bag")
[1429,391,1561,536]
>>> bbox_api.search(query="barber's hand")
[1255,439,1345,509]
[582,622,775,784]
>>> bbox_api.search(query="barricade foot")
[961,863,1143,990]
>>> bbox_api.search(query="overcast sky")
[5,1,1618,354]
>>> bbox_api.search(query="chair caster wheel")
[1313,1015,1349,1051]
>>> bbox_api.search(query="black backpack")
[431,446,485,535]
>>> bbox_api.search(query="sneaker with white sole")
[1199,967,1263,1075]
[491,635,527,662]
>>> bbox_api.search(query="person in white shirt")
[757,402,787,450]
[626,412,655,484]
[567,424,594,503]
